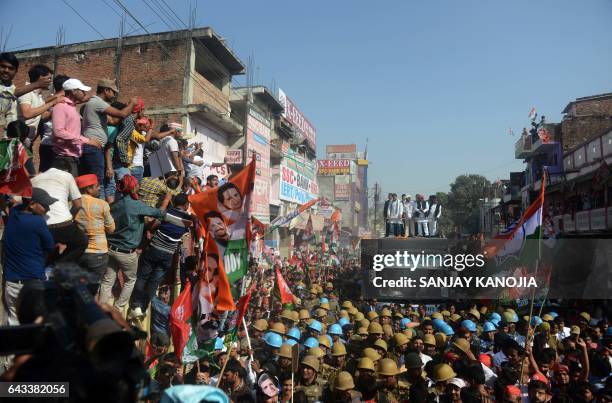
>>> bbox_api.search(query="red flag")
[169,281,193,363]
[276,265,295,304]
[0,139,32,197]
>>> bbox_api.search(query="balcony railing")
[515,134,533,159]
[556,207,612,233]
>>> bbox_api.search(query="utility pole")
[374,182,379,236]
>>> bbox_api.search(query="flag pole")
[521,169,547,386]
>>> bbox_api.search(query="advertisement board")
[278,88,316,150]
[202,164,230,180]
[280,157,318,204]
[225,149,243,164]
[334,175,351,200]
[317,159,351,175]
[326,144,357,159]
[246,108,271,223]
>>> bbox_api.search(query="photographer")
[2,188,55,325]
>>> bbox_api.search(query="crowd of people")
[384,194,443,238]
[0,50,610,403]
[0,51,227,327]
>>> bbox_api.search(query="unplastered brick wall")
[13,38,189,110]
[574,96,612,116]
[561,116,612,152]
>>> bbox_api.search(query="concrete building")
[317,144,369,240]
[13,28,245,165]
[492,92,612,237]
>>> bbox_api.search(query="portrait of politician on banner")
[189,156,256,286]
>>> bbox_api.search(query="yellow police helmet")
[367,311,379,321]
[307,346,325,359]
[423,334,436,346]
[368,322,384,335]
[450,314,462,323]
[253,319,268,332]
[271,322,286,335]
[301,355,320,372]
[334,371,355,391]
[281,310,295,322]
[360,319,371,328]
[362,347,381,362]
[357,327,369,336]
[452,338,471,356]
[278,343,293,359]
[354,312,365,322]
[393,333,409,347]
[299,309,311,320]
[441,310,451,317]
[332,343,347,356]
[431,312,443,320]
[435,332,447,349]
[432,363,457,382]
[348,307,359,316]
[319,303,330,311]
[373,339,388,352]
[291,311,300,323]
[357,357,375,371]
[318,336,331,349]
[315,308,327,319]
[381,308,392,318]
[542,314,554,322]
[340,309,349,318]
[342,301,353,309]
[377,358,400,376]
[382,324,394,337]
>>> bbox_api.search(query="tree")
[435,191,453,237]
[447,174,493,235]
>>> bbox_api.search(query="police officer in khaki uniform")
[327,371,361,402]
[295,355,328,402]
[377,358,408,403]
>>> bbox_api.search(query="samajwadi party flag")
[189,157,256,285]
[0,139,32,197]
[490,172,546,265]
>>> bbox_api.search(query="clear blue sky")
[3,0,612,196]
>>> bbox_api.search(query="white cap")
[448,378,467,389]
[406,194,412,198]
[62,78,91,92]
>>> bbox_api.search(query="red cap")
[133,98,145,113]
[530,372,549,384]
[553,363,569,374]
[479,353,492,368]
[76,174,98,189]
[505,385,521,397]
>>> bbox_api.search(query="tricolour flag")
[528,106,537,121]
[490,172,546,265]
[0,139,32,197]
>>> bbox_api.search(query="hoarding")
[225,149,243,164]
[246,108,271,223]
[317,159,351,175]
[280,157,318,204]
[278,88,316,150]
[334,175,351,200]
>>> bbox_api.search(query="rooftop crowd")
[0,51,610,403]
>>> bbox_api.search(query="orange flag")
[276,265,295,305]
[189,157,256,285]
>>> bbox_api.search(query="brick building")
[14,28,245,163]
